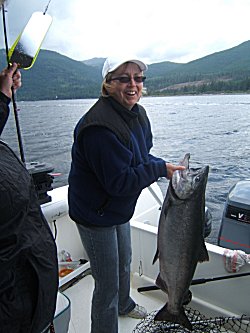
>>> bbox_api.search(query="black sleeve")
[0,92,11,136]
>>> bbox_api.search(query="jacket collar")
[106,96,140,121]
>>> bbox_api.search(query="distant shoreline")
[17,91,250,102]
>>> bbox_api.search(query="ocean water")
[2,94,250,244]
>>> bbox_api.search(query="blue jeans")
[77,222,135,333]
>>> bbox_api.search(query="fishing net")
[133,308,250,333]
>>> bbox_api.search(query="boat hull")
[41,183,250,324]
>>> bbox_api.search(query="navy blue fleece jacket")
[68,96,167,227]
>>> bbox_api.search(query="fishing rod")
[1,0,53,163]
[137,271,250,293]
[148,185,163,206]
[2,3,25,162]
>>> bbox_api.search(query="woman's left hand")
[166,163,186,179]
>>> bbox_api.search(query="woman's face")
[107,62,144,110]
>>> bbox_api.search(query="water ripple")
[2,95,250,245]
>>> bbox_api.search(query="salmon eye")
[195,176,200,182]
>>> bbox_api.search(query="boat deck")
[62,272,245,333]
[63,274,166,333]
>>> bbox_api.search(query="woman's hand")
[0,63,22,98]
[166,163,186,179]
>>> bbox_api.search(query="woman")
[0,65,58,333]
[68,56,185,333]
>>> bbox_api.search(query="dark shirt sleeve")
[0,91,11,136]
[82,126,167,196]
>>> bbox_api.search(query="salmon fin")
[182,289,192,305]
[152,249,159,264]
[155,274,168,293]
[154,304,192,331]
[198,240,209,262]
[153,195,170,265]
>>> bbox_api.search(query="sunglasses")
[108,76,146,84]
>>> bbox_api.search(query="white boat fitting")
[41,182,250,333]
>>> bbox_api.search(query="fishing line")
[43,0,52,15]
[1,3,25,162]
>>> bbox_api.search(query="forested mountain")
[145,41,250,95]
[1,40,250,100]
[0,49,102,100]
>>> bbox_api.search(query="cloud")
[1,0,250,64]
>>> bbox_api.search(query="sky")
[1,0,250,65]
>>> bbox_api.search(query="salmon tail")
[154,304,193,331]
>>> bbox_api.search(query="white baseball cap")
[102,56,148,79]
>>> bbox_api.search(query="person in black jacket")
[68,56,185,333]
[0,61,58,332]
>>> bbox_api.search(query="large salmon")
[153,153,209,330]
